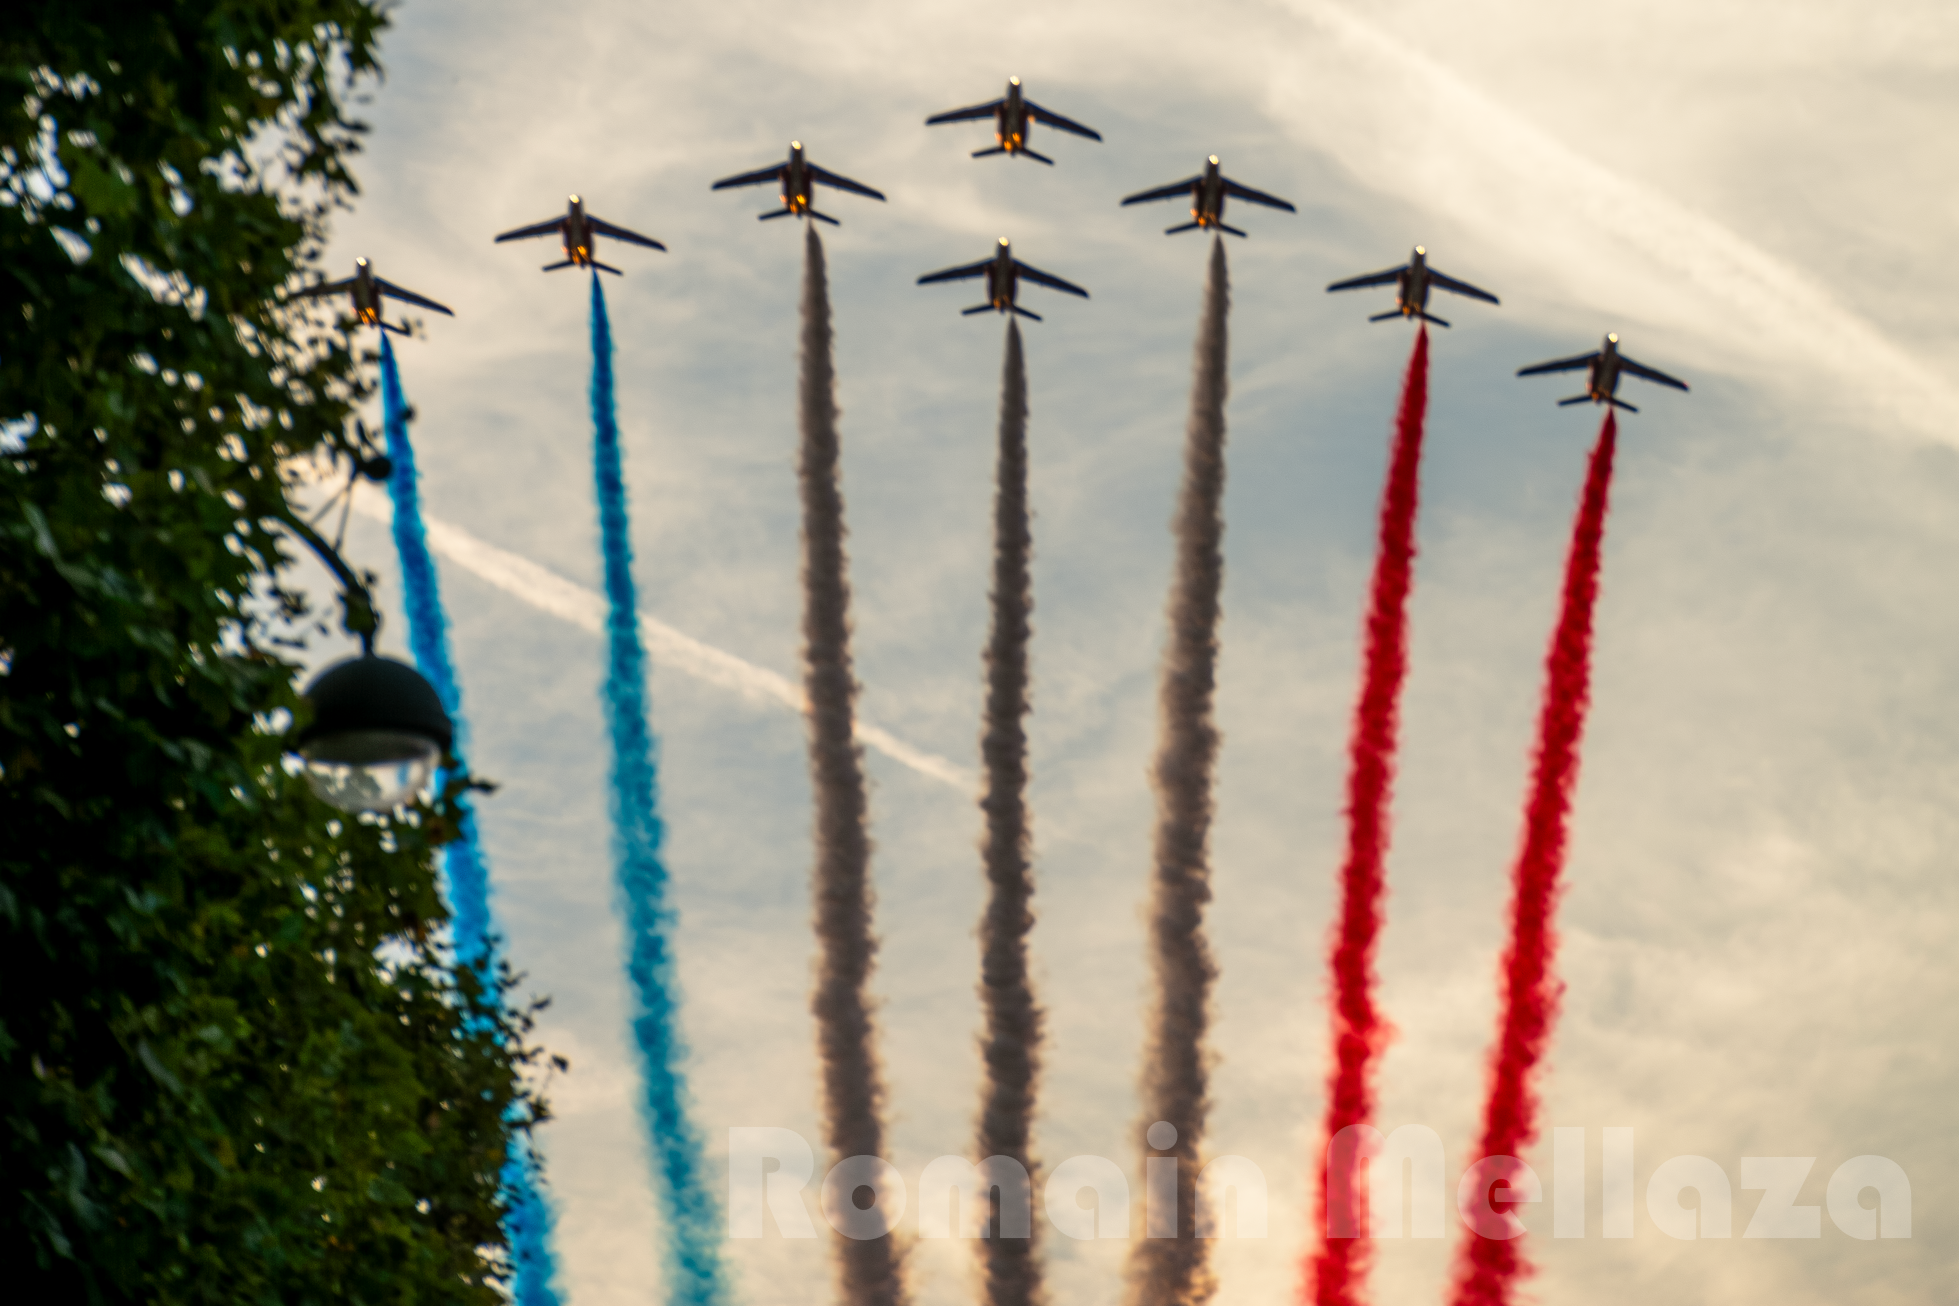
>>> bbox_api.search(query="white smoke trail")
[345,492,971,792]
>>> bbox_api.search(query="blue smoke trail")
[587,277,727,1306]
[379,335,563,1306]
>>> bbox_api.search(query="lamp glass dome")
[300,729,441,813]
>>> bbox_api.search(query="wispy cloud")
[1274,0,1959,437]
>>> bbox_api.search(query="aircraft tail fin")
[961,304,995,316]
[807,209,841,227]
[972,146,1007,158]
[1417,309,1452,328]
[1367,309,1405,323]
[592,260,623,276]
[1164,221,1203,235]
[1021,147,1055,166]
[1557,395,1594,407]
[380,319,411,336]
[1608,396,1639,412]
[542,260,576,271]
[1217,222,1248,238]
[1010,304,1044,321]
[758,208,795,221]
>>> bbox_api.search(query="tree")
[1,4,542,1300]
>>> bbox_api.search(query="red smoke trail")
[1448,412,1618,1306]
[1308,327,1429,1306]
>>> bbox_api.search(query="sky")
[296,2,1958,1303]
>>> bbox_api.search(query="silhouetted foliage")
[1,4,542,1300]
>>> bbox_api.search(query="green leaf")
[68,154,138,219]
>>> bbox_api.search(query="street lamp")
[295,653,453,813]
[279,508,454,813]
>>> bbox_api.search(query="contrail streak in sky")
[1449,412,1617,1306]
[1308,326,1428,1306]
[343,496,970,791]
[379,336,563,1306]
[976,321,1044,1306]
[800,224,906,1306]
[1130,237,1230,1306]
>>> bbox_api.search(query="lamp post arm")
[274,508,380,653]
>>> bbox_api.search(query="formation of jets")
[301,75,1687,410]
[918,238,1089,320]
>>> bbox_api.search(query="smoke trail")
[798,225,906,1306]
[588,278,727,1306]
[378,336,563,1305]
[1307,327,1429,1305]
[1447,413,1618,1306]
[1129,237,1230,1306]
[975,321,1043,1306]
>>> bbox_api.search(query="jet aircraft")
[295,258,453,334]
[711,143,886,225]
[925,77,1102,165]
[493,195,666,274]
[917,238,1089,320]
[1517,334,1689,412]
[1326,246,1499,327]
[1120,156,1295,236]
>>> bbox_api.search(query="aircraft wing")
[916,258,993,285]
[1221,178,1297,212]
[493,217,564,243]
[374,278,456,316]
[808,164,886,201]
[1429,268,1500,305]
[589,216,668,251]
[1618,354,1690,391]
[1120,177,1200,206]
[1023,99,1103,141]
[710,165,784,191]
[926,99,1003,125]
[1326,266,1407,293]
[1013,260,1089,298]
[1517,351,1600,377]
[294,278,356,297]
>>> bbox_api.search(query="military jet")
[917,237,1089,320]
[1518,334,1689,412]
[493,195,666,274]
[926,77,1102,165]
[1326,246,1499,327]
[295,258,453,334]
[1120,156,1295,237]
[711,142,886,225]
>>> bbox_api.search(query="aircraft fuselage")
[985,242,1021,310]
[562,197,595,266]
[1187,158,1229,228]
[1393,248,1434,317]
[995,79,1030,154]
[1588,338,1623,401]
[780,145,815,215]
[349,261,383,324]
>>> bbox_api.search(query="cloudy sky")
[300,2,1956,1303]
